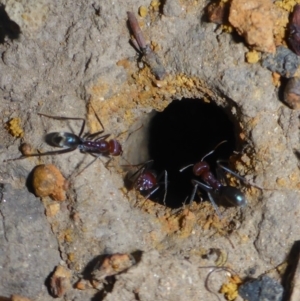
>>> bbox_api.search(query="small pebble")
[262,46,300,78]
[239,275,283,301]
[32,164,68,201]
[284,76,300,109]
[20,143,33,156]
[91,253,136,288]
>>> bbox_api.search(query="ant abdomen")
[45,132,81,148]
[220,186,247,207]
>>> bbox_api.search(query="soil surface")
[0,0,299,300]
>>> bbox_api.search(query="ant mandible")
[4,106,122,163]
[180,141,246,217]
[124,160,168,206]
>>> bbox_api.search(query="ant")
[124,160,168,206]
[180,141,246,217]
[4,107,122,164]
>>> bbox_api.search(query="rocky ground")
[1,0,300,300]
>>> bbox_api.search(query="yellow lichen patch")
[245,50,261,64]
[221,24,234,33]
[150,0,160,12]
[139,5,148,17]
[275,0,300,12]
[67,252,75,262]
[220,275,243,301]
[5,118,24,138]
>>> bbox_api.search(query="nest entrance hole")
[124,98,238,209]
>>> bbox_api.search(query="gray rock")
[0,184,60,299]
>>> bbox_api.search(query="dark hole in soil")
[147,98,237,208]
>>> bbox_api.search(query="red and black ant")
[180,141,246,217]
[124,160,168,205]
[4,108,122,163]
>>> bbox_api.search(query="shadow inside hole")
[0,4,21,43]
[147,98,237,209]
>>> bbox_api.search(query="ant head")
[136,171,157,191]
[108,139,122,156]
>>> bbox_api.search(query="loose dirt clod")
[49,265,72,298]
[91,253,136,288]
[229,0,276,53]
[32,164,68,201]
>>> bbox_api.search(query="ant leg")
[73,157,99,177]
[144,185,160,200]
[4,147,77,162]
[83,130,105,140]
[122,159,154,170]
[89,104,105,132]
[163,170,168,206]
[207,192,223,219]
[189,182,199,205]
[125,160,154,181]
[216,160,245,183]
[73,152,111,177]
[38,113,86,138]
[191,179,222,218]
[95,134,111,141]
[155,170,168,206]
[217,160,264,190]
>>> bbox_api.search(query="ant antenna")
[89,103,105,132]
[163,170,168,206]
[179,140,227,172]
[200,140,227,162]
